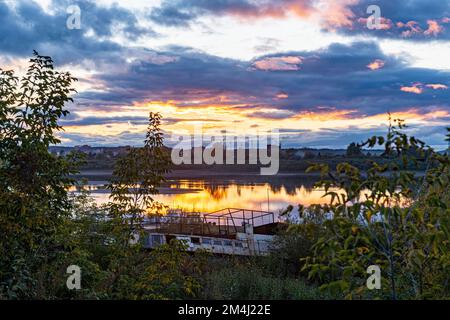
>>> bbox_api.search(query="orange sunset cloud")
[401,84,423,94]
[367,59,385,70]
[426,83,448,90]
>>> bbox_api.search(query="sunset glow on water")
[71,177,410,215]
[72,179,339,215]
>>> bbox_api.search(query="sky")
[0,0,449,149]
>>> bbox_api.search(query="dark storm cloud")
[61,115,149,126]
[61,114,227,127]
[81,41,449,117]
[0,0,155,64]
[148,0,450,40]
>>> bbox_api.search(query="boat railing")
[142,208,275,237]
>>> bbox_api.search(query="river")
[70,173,338,216]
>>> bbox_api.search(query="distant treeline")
[50,145,434,172]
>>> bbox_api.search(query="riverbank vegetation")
[1,53,448,300]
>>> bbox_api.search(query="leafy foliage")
[0,53,191,300]
[0,52,79,298]
[298,116,449,299]
[107,112,171,248]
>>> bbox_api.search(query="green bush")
[202,265,332,300]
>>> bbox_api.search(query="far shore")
[73,168,426,183]
[75,169,324,178]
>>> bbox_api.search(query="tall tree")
[0,52,78,298]
[108,112,171,239]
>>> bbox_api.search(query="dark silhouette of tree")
[346,142,363,157]
[0,52,79,298]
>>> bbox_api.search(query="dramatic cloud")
[1,0,448,148]
[73,41,449,125]
[0,0,155,64]
[148,0,450,40]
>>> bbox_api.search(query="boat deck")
[141,208,281,256]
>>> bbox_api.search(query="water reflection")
[71,177,338,214]
[156,182,333,214]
